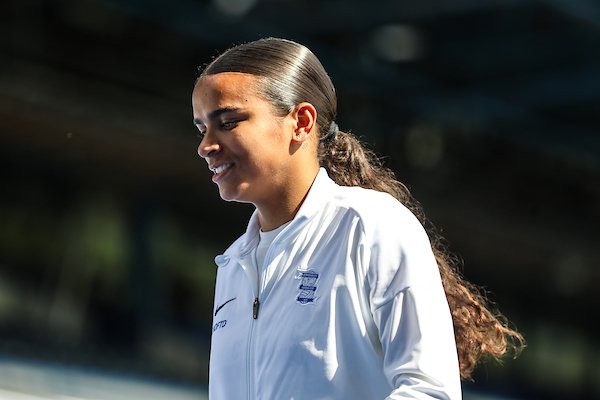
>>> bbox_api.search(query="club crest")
[295,269,319,305]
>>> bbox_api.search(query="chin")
[217,190,236,202]
[217,185,251,204]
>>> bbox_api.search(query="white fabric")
[256,221,290,271]
[209,168,462,400]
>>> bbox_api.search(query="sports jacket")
[209,168,461,399]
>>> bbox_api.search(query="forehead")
[192,72,262,111]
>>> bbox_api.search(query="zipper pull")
[253,297,260,319]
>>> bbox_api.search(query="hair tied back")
[322,121,339,142]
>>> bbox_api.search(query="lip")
[209,162,234,183]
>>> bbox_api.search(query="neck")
[256,167,319,232]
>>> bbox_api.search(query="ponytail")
[318,130,417,216]
[319,129,525,380]
[198,37,524,381]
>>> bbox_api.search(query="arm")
[373,287,460,399]
[362,201,462,399]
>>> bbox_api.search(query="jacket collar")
[235,167,337,257]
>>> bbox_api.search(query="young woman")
[192,37,523,400]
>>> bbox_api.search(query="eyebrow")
[193,106,243,125]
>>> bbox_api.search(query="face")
[192,72,296,206]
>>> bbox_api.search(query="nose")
[197,132,221,159]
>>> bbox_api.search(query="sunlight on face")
[192,73,295,206]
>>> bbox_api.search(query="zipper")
[253,297,260,319]
[248,301,260,397]
[242,252,260,400]
[246,312,256,400]
[242,226,289,399]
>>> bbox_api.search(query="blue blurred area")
[0,0,599,399]
[0,356,207,399]
[0,357,512,400]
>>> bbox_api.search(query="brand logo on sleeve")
[295,269,319,304]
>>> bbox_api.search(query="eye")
[221,120,238,130]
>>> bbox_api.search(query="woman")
[192,37,523,399]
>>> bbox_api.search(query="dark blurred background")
[0,0,599,399]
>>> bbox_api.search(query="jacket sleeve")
[361,201,462,400]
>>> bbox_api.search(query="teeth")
[212,163,233,174]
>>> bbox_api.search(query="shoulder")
[330,185,439,303]
[330,185,425,238]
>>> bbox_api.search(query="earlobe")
[291,102,317,143]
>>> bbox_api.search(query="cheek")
[233,122,288,170]
[256,148,289,171]
[247,135,287,165]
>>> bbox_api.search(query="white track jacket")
[209,168,461,399]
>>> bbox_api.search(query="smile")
[211,163,233,174]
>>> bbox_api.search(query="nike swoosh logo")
[214,297,236,316]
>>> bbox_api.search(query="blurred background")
[0,0,599,399]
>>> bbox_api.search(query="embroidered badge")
[295,269,319,304]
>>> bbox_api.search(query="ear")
[291,102,317,143]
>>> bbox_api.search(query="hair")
[198,37,525,380]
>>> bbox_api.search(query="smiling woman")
[193,71,320,230]
[192,72,314,225]
[191,37,524,400]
